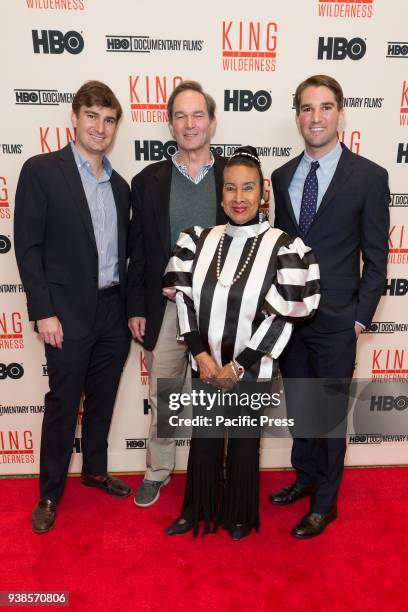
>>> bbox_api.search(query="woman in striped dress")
[162,146,320,540]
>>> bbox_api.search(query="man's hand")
[37,316,63,349]
[195,352,220,380]
[354,323,363,340]
[128,317,146,343]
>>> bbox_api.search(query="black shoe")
[80,472,131,498]
[32,498,57,534]
[230,525,251,541]
[164,518,194,536]
[291,506,338,539]
[269,483,315,505]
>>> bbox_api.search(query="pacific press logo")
[318,0,373,19]
[222,21,277,72]
[388,224,407,265]
[15,89,75,106]
[0,430,34,465]
[106,34,203,53]
[318,36,366,60]
[32,29,84,54]
[0,312,24,350]
[129,75,183,123]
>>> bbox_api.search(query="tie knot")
[310,161,320,172]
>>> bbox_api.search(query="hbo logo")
[106,37,130,50]
[0,363,24,380]
[224,90,272,112]
[15,91,39,104]
[134,140,178,161]
[0,235,11,254]
[318,37,366,61]
[32,30,84,55]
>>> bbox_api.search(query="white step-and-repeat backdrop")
[1,0,407,474]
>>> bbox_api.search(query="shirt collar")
[172,150,214,177]
[303,140,342,174]
[71,142,112,179]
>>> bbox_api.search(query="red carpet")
[1,468,407,611]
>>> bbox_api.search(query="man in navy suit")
[269,75,389,538]
[15,81,131,533]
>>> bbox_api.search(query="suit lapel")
[313,144,354,223]
[58,144,98,255]
[110,171,126,266]
[213,154,228,224]
[152,161,172,256]
[280,153,303,230]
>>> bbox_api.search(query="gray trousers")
[143,301,189,481]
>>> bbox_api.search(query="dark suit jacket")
[272,144,390,332]
[127,154,227,351]
[14,144,130,340]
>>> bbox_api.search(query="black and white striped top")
[163,220,320,379]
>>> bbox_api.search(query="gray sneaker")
[134,477,170,507]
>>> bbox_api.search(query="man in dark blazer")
[269,75,389,538]
[127,81,227,507]
[14,81,131,534]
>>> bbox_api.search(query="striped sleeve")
[246,315,293,360]
[245,236,320,359]
[163,226,204,337]
[263,236,320,321]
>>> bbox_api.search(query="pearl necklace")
[216,222,261,287]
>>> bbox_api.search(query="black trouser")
[279,324,356,513]
[40,287,130,502]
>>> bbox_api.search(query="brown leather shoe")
[269,483,315,505]
[80,472,131,498]
[32,498,57,534]
[291,506,338,539]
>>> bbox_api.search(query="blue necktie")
[299,160,319,238]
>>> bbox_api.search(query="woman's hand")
[215,363,238,390]
[195,352,220,380]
